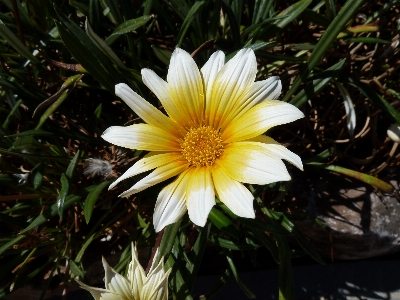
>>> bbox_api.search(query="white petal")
[167,48,204,127]
[102,257,116,289]
[222,100,304,143]
[115,83,175,132]
[218,142,291,185]
[146,248,161,275]
[212,165,255,218]
[108,274,132,298]
[222,77,281,128]
[109,152,183,190]
[102,124,180,151]
[200,50,225,114]
[128,244,146,298]
[141,69,185,128]
[143,268,171,300]
[119,160,189,198]
[246,136,303,170]
[186,167,215,227]
[102,257,131,297]
[100,293,124,300]
[76,281,109,300]
[153,169,191,232]
[141,259,165,299]
[208,48,257,128]
[336,82,356,138]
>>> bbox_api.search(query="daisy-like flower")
[102,48,304,232]
[77,244,171,300]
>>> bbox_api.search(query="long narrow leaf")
[276,236,294,300]
[344,75,400,125]
[84,181,110,223]
[176,1,205,47]
[289,59,346,107]
[0,20,40,63]
[282,0,366,102]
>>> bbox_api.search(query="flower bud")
[387,123,400,143]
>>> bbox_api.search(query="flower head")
[77,244,170,300]
[102,48,304,232]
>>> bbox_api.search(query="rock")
[292,171,400,260]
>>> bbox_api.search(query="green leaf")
[35,76,79,129]
[365,0,400,24]
[89,0,101,31]
[274,0,312,30]
[224,249,256,298]
[344,75,400,125]
[218,203,289,235]
[221,0,241,49]
[6,129,54,138]
[303,148,334,163]
[209,236,257,250]
[0,148,69,161]
[324,0,337,20]
[245,41,276,52]
[65,150,81,180]
[250,229,280,263]
[162,0,190,21]
[109,15,152,36]
[276,236,294,300]
[88,103,103,133]
[252,0,275,25]
[20,193,83,234]
[10,135,47,152]
[289,59,346,107]
[240,218,290,235]
[57,173,70,220]
[0,20,40,64]
[282,0,367,102]
[344,37,390,44]
[176,1,205,47]
[103,0,123,24]
[54,6,122,90]
[241,18,281,41]
[69,260,85,278]
[166,254,193,300]
[75,233,96,263]
[201,269,230,299]
[292,228,325,265]
[209,208,239,239]
[85,19,126,69]
[302,8,330,27]
[30,162,44,190]
[186,223,211,292]
[84,181,110,224]
[152,45,172,65]
[144,0,154,15]
[69,0,89,14]
[0,235,27,256]
[2,99,22,130]
[157,219,181,265]
[308,163,395,193]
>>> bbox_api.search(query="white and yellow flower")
[77,244,171,300]
[102,48,304,232]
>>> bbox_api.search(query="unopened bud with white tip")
[387,123,400,143]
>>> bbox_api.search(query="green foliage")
[0,0,399,299]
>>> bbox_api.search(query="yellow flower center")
[180,126,224,167]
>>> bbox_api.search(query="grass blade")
[84,181,110,224]
[0,20,40,63]
[282,0,366,102]
[176,1,205,47]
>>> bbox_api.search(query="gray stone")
[293,171,400,260]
